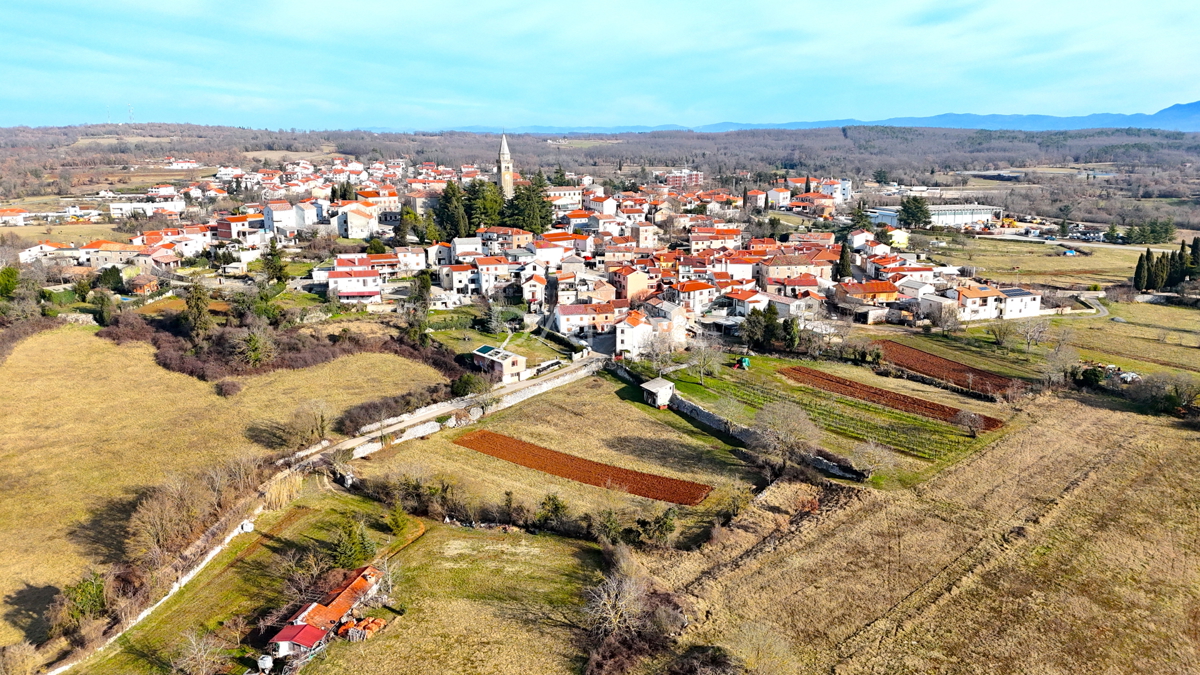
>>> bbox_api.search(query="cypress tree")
[836,243,853,279]
[1133,253,1147,291]
[1154,254,1169,290]
[1191,236,1200,267]
[1170,250,1185,286]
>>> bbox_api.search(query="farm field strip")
[877,340,1018,394]
[691,377,971,461]
[452,430,712,505]
[779,365,1004,431]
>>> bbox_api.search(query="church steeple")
[498,134,515,200]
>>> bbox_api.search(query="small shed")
[641,377,675,409]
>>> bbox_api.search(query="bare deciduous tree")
[171,630,224,675]
[0,641,41,675]
[640,331,676,375]
[584,573,647,640]
[1015,318,1050,352]
[986,320,1016,349]
[751,401,821,476]
[689,337,724,385]
[952,410,984,438]
[931,303,961,335]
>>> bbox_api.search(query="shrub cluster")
[336,382,453,435]
[48,454,271,649]
[0,315,63,364]
[98,313,466,383]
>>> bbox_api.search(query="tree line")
[1134,238,1200,291]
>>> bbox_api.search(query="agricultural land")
[0,326,446,646]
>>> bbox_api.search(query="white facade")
[1000,288,1042,319]
[110,200,186,218]
[869,204,1000,229]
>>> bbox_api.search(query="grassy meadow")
[930,237,1142,286]
[0,326,445,646]
[358,374,757,540]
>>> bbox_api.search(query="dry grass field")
[357,375,757,537]
[308,525,602,675]
[0,326,446,646]
[1057,301,1200,374]
[932,237,1142,286]
[2,221,130,244]
[647,395,1199,674]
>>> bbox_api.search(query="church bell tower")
[498,134,515,200]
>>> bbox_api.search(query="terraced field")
[670,372,980,462]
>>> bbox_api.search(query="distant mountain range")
[364,100,1200,135]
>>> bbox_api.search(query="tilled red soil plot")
[780,365,1004,431]
[452,430,712,505]
[877,341,1020,395]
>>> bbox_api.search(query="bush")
[0,316,64,365]
[337,382,454,434]
[215,380,243,397]
[451,372,491,397]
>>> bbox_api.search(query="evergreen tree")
[422,212,439,243]
[1134,253,1147,291]
[551,165,570,186]
[761,302,780,346]
[393,205,419,244]
[741,308,765,347]
[0,266,19,298]
[836,243,853,279]
[501,178,553,234]
[366,238,387,254]
[849,200,872,231]
[1153,254,1169,289]
[897,196,931,229]
[434,181,469,240]
[262,239,289,283]
[98,265,124,291]
[803,176,811,194]
[1191,237,1200,268]
[1170,250,1185,286]
[782,316,800,352]
[183,281,215,339]
[464,180,504,230]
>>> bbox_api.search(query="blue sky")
[2,0,1199,130]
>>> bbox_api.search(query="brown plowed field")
[877,341,1018,395]
[453,430,712,506]
[780,365,1004,431]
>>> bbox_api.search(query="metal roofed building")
[868,204,1002,229]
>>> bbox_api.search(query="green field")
[665,355,1006,486]
[83,488,390,674]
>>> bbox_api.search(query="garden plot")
[454,430,712,505]
[780,365,1004,431]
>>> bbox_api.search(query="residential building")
[554,302,617,335]
[999,287,1042,319]
[473,345,528,384]
[327,270,382,303]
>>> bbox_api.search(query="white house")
[264,200,298,238]
[327,270,382,303]
[999,287,1042,319]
